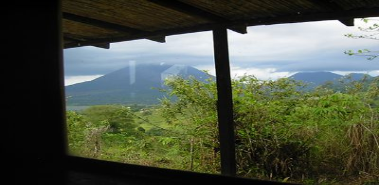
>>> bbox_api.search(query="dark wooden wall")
[4,1,67,184]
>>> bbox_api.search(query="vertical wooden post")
[5,1,67,184]
[212,28,236,176]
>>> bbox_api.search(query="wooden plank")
[64,7,379,48]
[64,33,110,49]
[62,12,165,43]
[147,0,247,34]
[63,12,140,33]
[212,28,236,176]
[307,0,344,11]
[147,0,225,21]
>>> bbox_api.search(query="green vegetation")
[66,75,379,184]
[345,18,378,60]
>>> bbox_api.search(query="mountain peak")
[290,72,342,85]
[344,73,373,81]
[65,64,211,105]
[289,71,375,88]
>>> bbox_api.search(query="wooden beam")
[147,35,166,43]
[229,25,247,34]
[307,0,344,11]
[147,0,224,21]
[64,33,110,49]
[64,7,379,48]
[62,12,165,43]
[339,18,355,27]
[212,28,236,176]
[92,43,110,49]
[64,33,86,42]
[63,12,139,33]
[147,0,247,34]
[307,0,355,26]
[64,33,82,48]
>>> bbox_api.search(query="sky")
[64,18,379,86]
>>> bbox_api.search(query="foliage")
[232,76,313,179]
[66,111,87,153]
[81,105,136,133]
[232,76,379,182]
[159,76,220,172]
[345,18,379,60]
[66,75,379,184]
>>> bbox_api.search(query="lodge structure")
[6,0,379,184]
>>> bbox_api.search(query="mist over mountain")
[65,64,213,105]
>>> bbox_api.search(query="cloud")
[195,64,294,80]
[63,32,215,76]
[229,66,294,80]
[64,18,379,79]
[64,75,103,86]
[229,21,374,58]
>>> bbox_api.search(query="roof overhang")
[62,0,379,49]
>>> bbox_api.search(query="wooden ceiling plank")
[146,0,247,34]
[146,0,225,22]
[63,12,165,43]
[64,36,82,42]
[307,0,344,11]
[63,12,140,33]
[64,33,86,42]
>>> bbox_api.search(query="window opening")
[228,19,379,184]
[64,31,222,174]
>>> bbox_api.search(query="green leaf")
[282,177,290,182]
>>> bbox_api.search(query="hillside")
[289,71,374,89]
[66,67,375,106]
[65,64,213,105]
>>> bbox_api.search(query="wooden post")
[212,28,236,176]
[5,1,67,184]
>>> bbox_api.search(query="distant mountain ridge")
[65,64,213,105]
[66,66,376,106]
[289,71,374,89]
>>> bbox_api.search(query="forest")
[66,74,379,184]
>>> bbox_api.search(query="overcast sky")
[64,18,379,85]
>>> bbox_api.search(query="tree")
[66,111,87,152]
[160,75,220,172]
[345,18,379,60]
[81,105,136,133]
